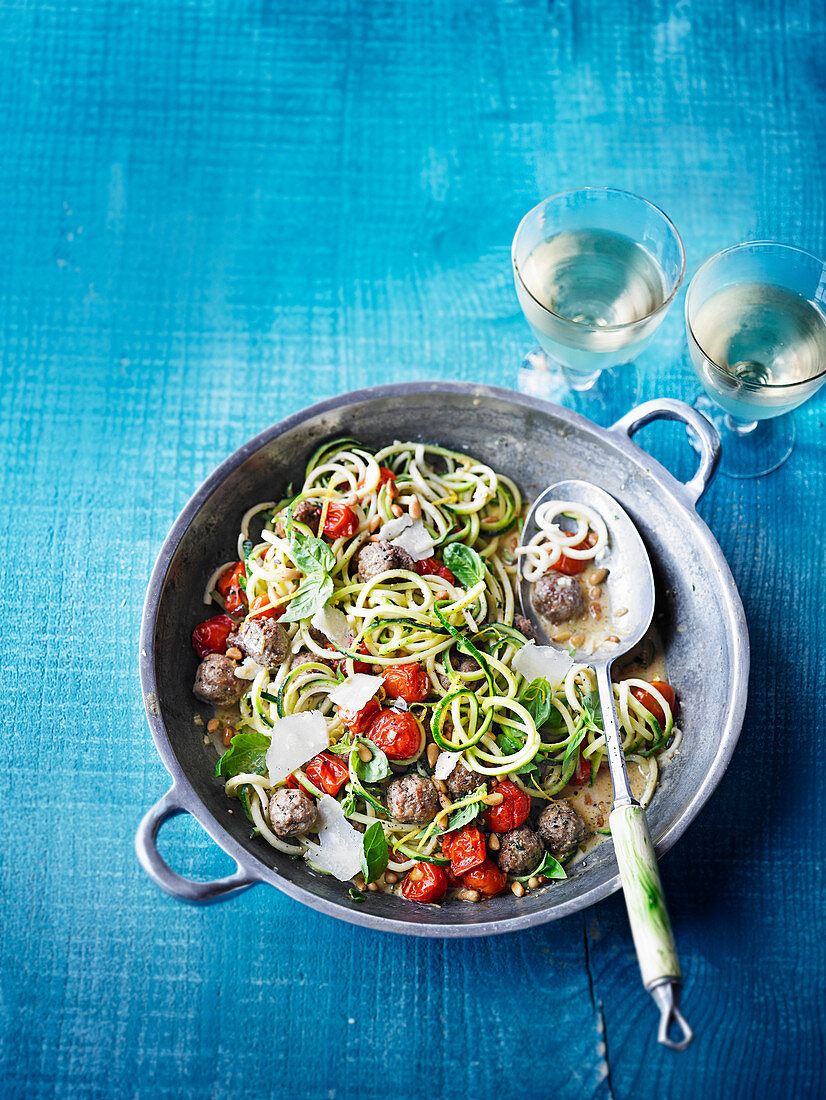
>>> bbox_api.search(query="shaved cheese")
[328,673,383,712]
[304,794,363,880]
[434,750,463,781]
[265,711,329,784]
[378,515,435,562]
[512,640,574,687]
[234,657,262,680]
[378,515,413,540]
[310,604,349,650]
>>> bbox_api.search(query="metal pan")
[136,382,748,937]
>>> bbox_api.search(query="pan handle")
[135,787,259,904]
[610,399,721,506]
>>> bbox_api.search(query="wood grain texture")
[1,0,824,1097]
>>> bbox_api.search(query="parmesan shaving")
[512,640,574,687]
[328,673,383,712]
[265,711,329,784]
[234,657,262,680]
[304,794,363,880]
[378,515,436,562]
[310,604,350,650]
[434,750,463,781]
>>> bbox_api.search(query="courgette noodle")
[204,439,676,888]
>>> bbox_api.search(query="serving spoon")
[518,479,693,1051]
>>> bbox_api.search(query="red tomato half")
[462,859,507,897]
[483,780,531,833]
[218,562,247,615]
[305,751,350,796]
[377,466,396,486]
[573,754,601,786]
[382,663,430,704]
[192,615,235,658]
[401,862,448,903]
[364,709,422,760]
[414,557,456,584]
[441,825,487,877]
[323,504,358,540]
[631,680,676,728]
[338,697,381,735]
[248,596,283,620]
[551,533,597,576]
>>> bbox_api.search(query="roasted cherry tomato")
[284,773,301,789]
[378,466,396,486]
[462,859,507,896]
[338,697,381,735]
[551,533,597,576]
[573,753,600,786]
[441,825,487,877]
[631,680,676,728]
[364,708,422,760]
[248,596,283,620]
[305,751,350,796]
[414,557,456,584]
[382,663,430,704]
[191,614,235,658]
[323,503,358,540]
[218,561,247,615]
[483,779,531,833]
[401,861,448,903]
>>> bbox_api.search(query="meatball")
[537,800,587,858]
[357,539,415,582]
[290,649,333,671]
[193,653,249,705]
[496,826,544,875]
[386,774,439,823]
[230,618,289,667]
[268,789,319,837]
[532,573,584,624]
[438,652,480,689]
[445,760,485,800]
[275,498,321,536]
[513,613,539,643]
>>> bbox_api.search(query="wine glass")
[685,242,826,478]
[512,187,686,419]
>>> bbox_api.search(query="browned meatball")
[193,653,249,705]
[290,649,333,671]
[513,613,539,642]
[537,800,587,858]
[437,652,480,689]
[532,573,584,623]
[386,774,439,823]
[357,539,415,582]
[496,826,544,875]
[230,618,288,666]
[275,498,321,536]
[445,760,485,800]
[268,789,319,837]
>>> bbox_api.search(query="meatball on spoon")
[519,479,692,1052]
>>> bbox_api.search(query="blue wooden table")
[3,2,824,1097]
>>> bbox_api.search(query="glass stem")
[724,414,759,436]
[560,364,602,392]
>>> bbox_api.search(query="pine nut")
[570,633,585,647]
[538,875,548,884]
[434,778,447,794]
[615,607,628,617]
[346,494,359,507]
[222,726,237,747]
[370,533,382,542]
[588,585,602,600]
[391,503,403,518]
[460,889,480,902]
[488,833,500,851]
[226,646,243,660]
[589,602,602,621]
[605,635,620,644]
[367,881,380,892]
[426,743,440,768]
[207,718,220,733]
[511,881,525,897]
[369,515,381,533]
[552,630,571,643]
[409,495,422,520]
[436,812,449,829]
[357,743,373,762]
[384,871,398,885]
[438,793,453,812]
[528,876,539,889]
[589,568,607,585]
[483,791,505,807]
[387,480,398,500]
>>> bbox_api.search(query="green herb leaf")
[286,510,335,575]
[519,678,555,729]
[353,740,392,784]
[512,851,567,882]
[215,731,269,779]
[442,543,485,588]
[581,687,602,730]
[348,886,365,902]
[360,820,389,884]
[444,800,484,832]
[495,732,538,774]
[562,725,587,767]
[280,572,335,623]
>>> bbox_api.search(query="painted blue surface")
[2,1,824,1097]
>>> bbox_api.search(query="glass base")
[691,393,795,478]
[516,347,640,425]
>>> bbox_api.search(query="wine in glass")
[512,188,685,418]
[686,241,826,478]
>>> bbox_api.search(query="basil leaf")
[360,820,389,883]
[348,886,365,902]
[215,731,269,779]
[287,512,335,576]
[495,733,538,775]
[512,851,567,882]
[518,678,555,730]
[442,543,485,587]
[581,688,603,730]
[562,725,587,767]
[280,572,334,623]
[354,740,392,784]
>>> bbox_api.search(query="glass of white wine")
[512,187,686,418]
[686,241,826,478]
